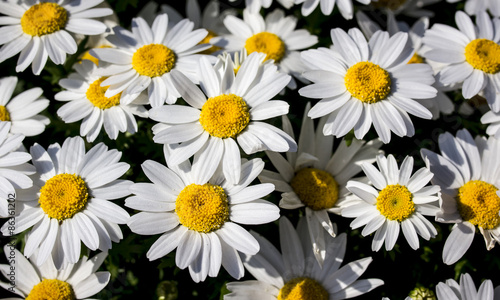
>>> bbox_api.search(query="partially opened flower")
[295,0,371,19]
[436,273,500,300]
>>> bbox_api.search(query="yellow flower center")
[80,45,112,66]
[464,39,500,74]
[371,0,407,9]
[199,30,221,55]
[39,174,89,221]
[278,277,329,300]
[21,3,68,36]
[26,279,75,300]
[245,32,286,62]
[0,106,10,121]
[457,180,500,229]
[86,77,121,110]
[408,53,425,64]
[344,61,391,103]
[376,184,415,222]
[199,94,250,139]
[175,183,229,233]
[132,44,176,77]
[290,168,339,211]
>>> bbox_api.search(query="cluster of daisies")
[0,0,499,299]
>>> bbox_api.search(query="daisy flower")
[0,76,49,137]
[423,11,500,112]
[0,245,110,299]
[54,60,148,142]
[214,9,318,89]
[126,156,279,283]
[447,0,500,18]
[342,154,441,251]
[295,0,371,19]
[259,102,382,265]
[149,53,295,185]
[229,0,295,13]
[90,13,212,107]
[225,217,384,299]
[481,109,500,138]
[0,136,132,268]
[0,0,112,75]
[300,27,437,143]
[436,273,500,300]
[421,129,500,265]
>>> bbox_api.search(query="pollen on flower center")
[344,61,392,103]
[132,44,176,77]
[26,278,75,300]
[199,94,250,139]
[376,184,415,222]
[0,106,10,121]
[457,180,500,229]
[464,39,500,74]
[175,183,230,233]
[199,30,221,55]
[21,3,68,36]
[290,168,339,211]
[408,53,425,64]
[39,174,89,221]
[86,77,121,109]
[81,45,112,66]
[278,277,329,300]
[245,32,286,62]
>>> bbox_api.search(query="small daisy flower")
[0,0,112,75]
[295,0,371,19]
[126,156,279,283]
[150,53,295,185]
[225,217,384,300]
[0,76,49,137]
[54,60,148,142]
[0,245,110,299]
[259,102,382,265]
[300,27,437,143]
[342,154,441,251]
[0,136,132,268]
[421,129,500,265]
[436,273,499,300]
[90,13,211,107]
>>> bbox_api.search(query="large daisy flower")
[0,136,132,268]
[423,11,500,112]
[300,27,437,143]
[225,217,384,299]
[342,154,441,251]
[90,13,212,107]
[0,76,49,137]
[54,60,148,142]
[0,0,112,75]
[295,0,371,19]
[421,129,500,265]
[0,245,110,299]
[126,155,279,283]
[150,53,295,185]
[436,273,500,300]
[259,102,382,265]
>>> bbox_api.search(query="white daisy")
[225,216,384,299]
[126,155,279,283]
[0,136,132,268]
[447,0,500,18]
[0,245,110,299]
[481,109,500,138]
[0,76,49,137]
[149,52,296,185]
[54,60,148,142]
[342,154,441,251]
[295,0,371,19]
[259,102,382,265]
[229,0,295,13]
[90,13,212,107]
[421,129,500,265]
[300,27,437,143]
[0,0,112,75]
[436,273,500,300]
[423,11,500,112]
[214,8,318,89]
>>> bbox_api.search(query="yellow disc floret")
[199,30,221,55]
[290,168,339,211]
[175,183,229,233]
[39,174,89,221]
[21,3,68,36]
[408,53,425,64]
[245,32,286,62]
[0,106,10,121]
[457,180,500,229]
[376,184,415,222]
[345,61,392,103]
[81,45,112,66]
[86,77,121,110]
[278,277,329,300]
[26,279,75,300]
[132,44,176,77]
[199,94,250,139]
[465,39,500,74]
